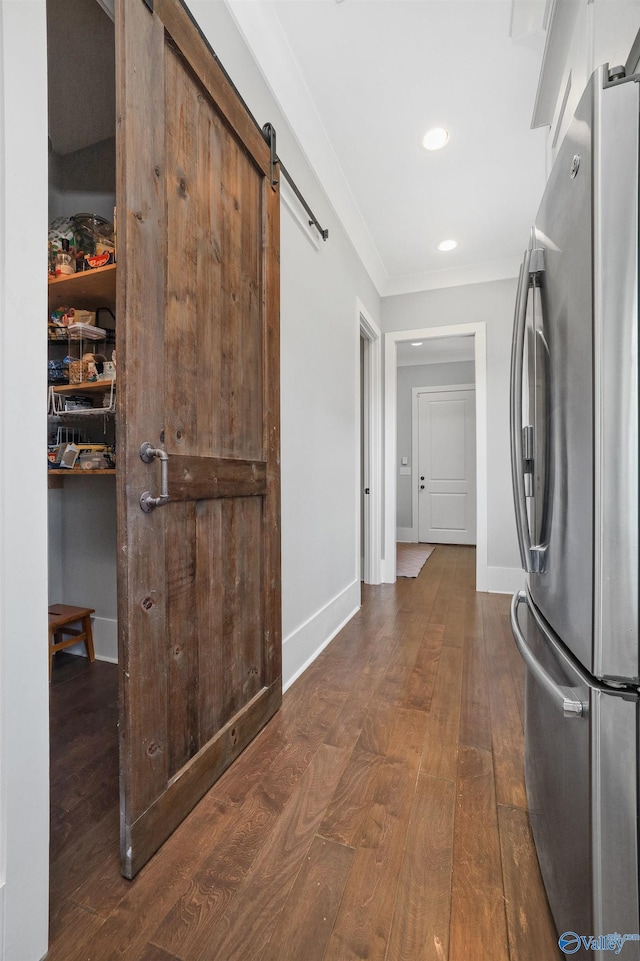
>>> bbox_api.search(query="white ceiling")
[226,0,549,295]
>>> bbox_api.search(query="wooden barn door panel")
[116,0,281,878]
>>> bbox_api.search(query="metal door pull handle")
[510,247,547,573]
[139,442,169,512]
[510,591,584,717]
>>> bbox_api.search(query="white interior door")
[418,389,476,544]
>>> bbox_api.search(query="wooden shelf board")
[48,469,116,476]
[53,380,115,395]
[48,264,116,310]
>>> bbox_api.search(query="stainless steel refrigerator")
[510,62,640,956]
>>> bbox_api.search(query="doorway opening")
[46,0,120,932]
[383,322,488,589]
[396,335,477,546]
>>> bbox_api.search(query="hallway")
[47,544,560,961]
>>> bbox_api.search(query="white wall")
[396,360,475,530]
[382,278,522,588]
[48,137,116,224]
[48,479,118,662]
[0,2,50,960]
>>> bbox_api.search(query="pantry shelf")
[48,263,116,310]
[48,468,115,475]
[48,380,116,418]
[52,380,116,395]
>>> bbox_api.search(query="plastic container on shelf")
[66,322,107,341]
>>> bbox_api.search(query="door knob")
[420,476,425,481]
[420,485,425,490]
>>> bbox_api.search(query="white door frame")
[357,300,382,585]
[383,323,488,590]
[411,383,476,543]
[0,2,50,959]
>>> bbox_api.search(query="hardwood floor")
[48,545,561,961]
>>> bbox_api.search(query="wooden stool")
[48,604,96,680]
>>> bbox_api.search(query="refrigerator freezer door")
[512,591,640,956]
[513,592,591,940]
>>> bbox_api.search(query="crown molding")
[382,256,522,297]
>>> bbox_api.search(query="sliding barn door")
[115,0,281,878]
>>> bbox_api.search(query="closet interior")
[47,0,121,912]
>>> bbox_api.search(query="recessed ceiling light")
[411,341,423,347]
[422,127,450,151]
[437,239,458,252]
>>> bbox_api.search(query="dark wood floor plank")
[404,622,443,712]
[429,548,458,627]
[261,834,355,961]
[323,666,381,751]
[149,730,323,959]
[498,804,562,961]
[500,604,526,728]
[67,845,132,920]
[135,945,183,961]
[459,614,492,752]
[82,727,313,958]
[185,743,349,961]
[482,594,527,810]
[442,553,468,649]
[46,898,106,961]
[449,744,509,961]
[56,792,239,961]
[463,591,485,643]
[322,710,427,961]
[50,749,119,863]
[319,746,383,847]
[386,774,455,961]
[420,646,463,782]
[280,684,348,744]
[49,806,120,910]
[375,657,415,706]
[397,547,444,616]
[353,696,399,758]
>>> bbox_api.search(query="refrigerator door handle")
[510,591,585,717]
[510,248,545,573]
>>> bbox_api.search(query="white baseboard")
[486,566,525,595]
[282,579,361,692]
[396,527,416,543]
[62,615,118,663]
